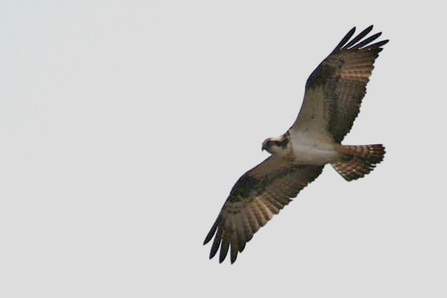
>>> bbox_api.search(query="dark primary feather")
[342,26,373,49]
[203,156,323,263]
[304,25,389,142]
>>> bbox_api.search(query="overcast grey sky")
[1,1,446,297]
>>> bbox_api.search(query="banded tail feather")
[332,144,385,181]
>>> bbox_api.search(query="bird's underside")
[204,25,388,264]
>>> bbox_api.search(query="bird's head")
[262,133,290,155]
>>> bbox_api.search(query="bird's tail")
[331,144,385,181]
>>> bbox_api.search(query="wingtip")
[203,217,220,245]
[365,25,391,45]
[218,252,227,263]
[203,234,212,246]
[209,248,218,260]
[348,26,356,35]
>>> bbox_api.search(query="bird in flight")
[204,25,388,264]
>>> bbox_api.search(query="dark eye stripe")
[272,138,289,148]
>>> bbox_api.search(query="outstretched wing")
[291,25,389,143]
[204,156,323,264]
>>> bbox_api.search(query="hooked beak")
[262,142,268,152]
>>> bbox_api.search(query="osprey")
[204,26,388,264]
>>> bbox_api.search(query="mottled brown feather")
[204,156,323,263]
[293,26,388,142]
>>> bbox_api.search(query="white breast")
[290,132,340,165]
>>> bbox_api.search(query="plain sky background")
[1,1,446,297]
